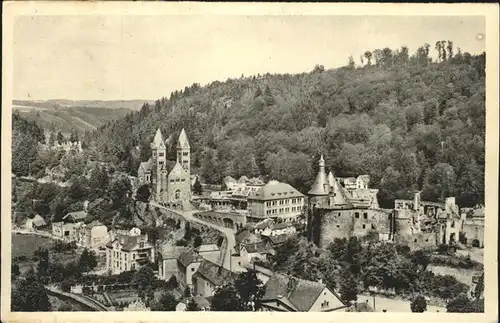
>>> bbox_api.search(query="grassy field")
[12,234,54,258]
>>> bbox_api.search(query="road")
[357,295,446,313]
[150,202,236,271]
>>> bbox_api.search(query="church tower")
[151,128,167,202]
[177,128,190,174]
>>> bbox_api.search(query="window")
[170,179,175,183]
[176,178,180,182]
[371,223,376,230]
[191,268,195,272]
[133,254,136,259]
[414,239,418,243]
[159,161,164,165]
[336,225,340,228]
[321,301,329,308]
[338,213,341,217]
[159,152,164,157]
[362,224,366,229]
[355,212,360,218]
[183,152,189,156]
[183,160,188,163]
[363,213,368,219]
[181,179,185,182]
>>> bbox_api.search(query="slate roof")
[63,210,88,222]
[106,235,152,251]
[177,251,203,268]
[236,231,262,245]
[241,243,274,254]
[193,260,236,286]
[264,234,290,246]
[248,180,304,201]
[168,162,187,178]
[177,128,190,149]
[308,155,329,196]
[139,158,153,173]
[254,218,274,230]
[151,128,165,149]
[262,274,344,312]
[195,244,220,253]
[270,222,294,230]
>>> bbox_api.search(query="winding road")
[150,201,236,271]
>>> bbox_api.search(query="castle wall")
[310,207,391,248]
[394,232,437,251]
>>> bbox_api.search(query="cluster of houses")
[51,210,110,249]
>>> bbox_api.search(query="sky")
[13,15,486,101]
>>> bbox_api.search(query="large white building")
[247,180,305,223]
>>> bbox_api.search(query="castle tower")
[177,128,190,174]
[151,128,167,202]
[308,155,329,207]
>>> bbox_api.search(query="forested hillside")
[85,43,485,208]
[13,102,139,135]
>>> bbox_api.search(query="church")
[137,128,192,207]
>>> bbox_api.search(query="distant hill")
[12,99,154,135]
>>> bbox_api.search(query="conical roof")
[308,155,328,196]
[151,128,165,149]
[177,128,190,149]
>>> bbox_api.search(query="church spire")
[151,128,165,149]
[177,128,190,149]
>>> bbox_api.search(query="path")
[46,286,108,311]
[357,295,446,313]
[150,201,236,271]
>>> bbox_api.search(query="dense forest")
[15,42,486,209]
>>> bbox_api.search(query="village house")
[158,245,188,281]
[192,259,237,298]
[52,221,78,240]
[176,296,211,311]
[63,210,88,223]
[176,251,204,292]
[78,220,109,249]
[259,222,297,237]
[24,214,47,230]
[260,274,348,312]
[239,242,275,268]
[137,128,191,207]
[247,180,305,223]
[105,228,154,274]
[307,156,391,248]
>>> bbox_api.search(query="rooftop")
[262,273,344,312]
[193,260,236,286]
[248,180,304,201]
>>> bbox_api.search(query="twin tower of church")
[137,128,191,205]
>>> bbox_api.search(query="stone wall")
[310,207,391,248]
[461,222,484,247]
[394,231,437,250]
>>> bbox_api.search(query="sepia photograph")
[1,2,498,322]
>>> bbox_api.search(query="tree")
[193,177,202,195]
[166,275,179,290]
[446,293,480,313]
[186,299,201,311]
[193,236,203,248]
[152,292,178,311]
[12,263,21,278]
[132,266,156,304]
[35,248,50,281]
[473,273,484,299]
[57,131,64,144]
[364,51,373,66]
[136,184,151,202]
[11,274,51,311]
[183,286,192,298]
[410,295,427,312]
[210,283,245,311]
[339,271,358,304]
[78,249,97,272]
[233,270,266,310]
[348,56,355,69]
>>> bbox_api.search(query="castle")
[307,155,470,250]
[307,155,391,247]
[137,128,191,206]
